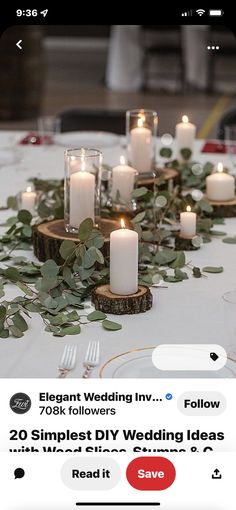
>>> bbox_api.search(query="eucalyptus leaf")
[197,199,214,213]
[25,303,43,313]
[0,306,6,321]
[132,211,146,224]
[180,148,192,161]
[16,281,34,296]
[85,233,104,249]
[17,210,32,225]
[0,329,9,338]
[40,260,59,278]
[37,202,53,219]
[209,230,226,236]
[223,237,236,244]
[131,187,148,199]
[141,230,154,242]
[202,266,224,273]
[78,218,94,241]
[59,324,81,335]
[83,247,97,269]
[170,251,185,269]
[164,275,182,283]
[66,310,80,321]
[160,147,172,158]
[5,267,22,282]
[174,268,188,280]
[9,325,24,338]
[154,250,176,265]
[102,319,122,331]
[63,267,76,289]
[12,312,28,332]
[59,240,76,260]
[192,266,202,278]
[87,310,107,321]
[22,225,32,238]
[95,248,104,265]
[78,265,95,281]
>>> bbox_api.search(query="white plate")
[99,347,236,378]
[55,131,121,149]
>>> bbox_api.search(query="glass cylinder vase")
[64,148,102,233]
[126,109,158,177]
[109,156,138,212]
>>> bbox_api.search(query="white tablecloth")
[0,131,235,378]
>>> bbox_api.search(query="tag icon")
[210,352,219,362]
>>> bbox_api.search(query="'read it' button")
[126,457,176,491]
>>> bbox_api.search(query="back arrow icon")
[16,40,22,50]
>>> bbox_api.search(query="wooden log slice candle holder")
[175,234,200,251]
[206,197,236,218]
[137,168,179,189]
[32,218,119,264]
[91,284,153,315]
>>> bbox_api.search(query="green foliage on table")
[0,163,229,339]
[0,217,122,339]
[159,146,215,190]
[222,236,236,244]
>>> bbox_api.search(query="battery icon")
[209,9,224,16]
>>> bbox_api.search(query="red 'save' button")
[126,457,176,491]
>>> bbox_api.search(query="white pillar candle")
[110,219,138,295]
[180,206,196,238]
[130,115,152,173]
[175,115,196,158]
[21,186,37,213]
[111,156,136,202]
[206,162,235,201]
[69,169,95,228]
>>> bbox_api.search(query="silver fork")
[58,344,77,378]
[82,340,100,378]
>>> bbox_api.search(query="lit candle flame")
[186,205,191,212]
[120,155,125,165]
[120,218,126,229]
[26,186,32,193]
[217,162,223,173]
[182,115,189,124]
[137,114,145,128]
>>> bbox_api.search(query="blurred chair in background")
[57,108,125,134]
[142,25,185,90]
[217,109,236,140]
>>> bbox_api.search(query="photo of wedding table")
[0,130,236,378]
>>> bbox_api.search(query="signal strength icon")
[182,10,192,16]
[196,9,205,16]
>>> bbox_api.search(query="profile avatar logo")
[10,393,31,414]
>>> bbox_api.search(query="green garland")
[0,161,227,339]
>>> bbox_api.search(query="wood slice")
[32,218,120,264]
[91,284,153,315]
[175,234,200,251]
[137,168,179,188]
[207,197,236,218]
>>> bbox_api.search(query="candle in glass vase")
[111,156,136,203]
[180,206,196,238]
[21,186,37,213]
[130,114,152,173]
[175,115,196,158]
[69,159,95,228]
[206,162,235,201]
[110,219,138,295]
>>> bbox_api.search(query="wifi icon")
[196,9,205,15]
